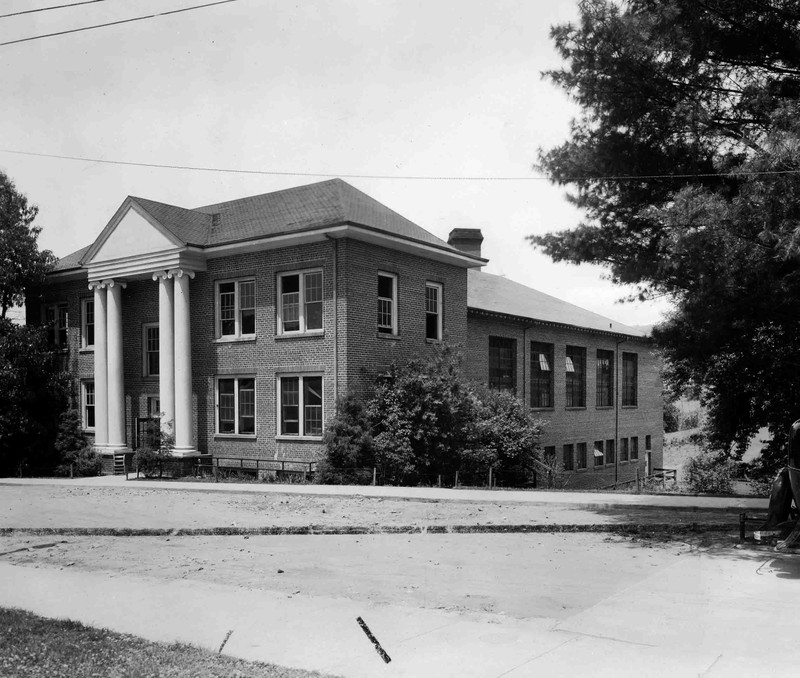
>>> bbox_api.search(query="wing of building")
[30,179,662,488]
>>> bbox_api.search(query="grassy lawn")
[1,607,338,678]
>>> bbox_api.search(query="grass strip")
[0,607,339,678]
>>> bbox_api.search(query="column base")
[95,445,132,455]
[171,446,198,458]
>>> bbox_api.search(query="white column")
[170,268,195,454]
[153,271,175,436]
[105,279,128,451]
[89,282,108,449]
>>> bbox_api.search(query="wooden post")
[636,467,640,493]
[214,458,219,483]
[455,470,459,488]
[438,474,442,488]
[372,467,377,486]
[488,467,493,488]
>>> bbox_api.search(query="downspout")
[330,237,339,410]
[615,335,628,484]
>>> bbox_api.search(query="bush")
[54,409,100,477]
[133,419,175,478]
[681,411,701,430]
[664,401,680,433]
[683,453,736,494]
[317,344,544,486]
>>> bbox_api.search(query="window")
[43,303,68,348]
[217,279,256,338]
[596,349,614,407]
[531,342,554,408]
[143,324,159,377]
[278,270,323,334]
[563,444,574,471]
[489,337,516,392]
[606,439,615,465]
[279,375,323,437]
[577,442,587,470]
[425,282,442,341]
[593,440,604,467]
[81,299,94,349]
[82,381,95,430]
[565,346,586,407]
[620,437,629,462]
[645,434,652,451]
[631,436,639,461]
[147,396,161,419]
[622,352,638,406]
[216,377,256,435]
[377,272,398,334]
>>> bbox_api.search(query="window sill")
[530,406,554,412]
[595,406,614,410]
[565,407,586,411]
[213,336,257,344]
[79,347,94,354]
[275,331,325,340]
[425,338,442,344]
[621,405,638,409]
[213,434,257,441]
[376,332,400,340]
[276,435,323,443]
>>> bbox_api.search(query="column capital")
[152,271,171,282]
[167,268,195,280]
[88,280,104,291]
[101,279,127,289]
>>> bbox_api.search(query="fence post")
[372,467,377,486]
[636,467,640,493]
[438,474,441,488]
[70,463,74,479]
[455,470,459,488]
[214,458,218,483]
[488,467,493,488]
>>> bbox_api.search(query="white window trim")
[142,322,159,378]
[276,373,324,440]
[377,271,398,335]
[81,380,95,431]
[276,268,324,336]
[80,298,94,350]
[215,375,257,437]
[215,278,256,340]
[425,281,443,342]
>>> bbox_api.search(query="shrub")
[54,409,100,477]
[133,419,175,478]
[316,394,374,485]
[683,453,736,494]
[664,400,680,433]
[681,411,701,430]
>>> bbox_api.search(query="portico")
[79,199,207,457]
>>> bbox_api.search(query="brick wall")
[466,311,663,489]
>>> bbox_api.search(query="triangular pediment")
[82,199,185,265]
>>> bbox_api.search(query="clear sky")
[1,0,670,328]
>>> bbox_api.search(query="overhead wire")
[0,0,239,47]
[0,1,109,20]
[1,147,799,182]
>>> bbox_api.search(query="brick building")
[30,179,662,486]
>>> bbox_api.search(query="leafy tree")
[0,171,55,318]
[54,409,101,477]
[0,319,71,475]
[534,0,800,457]
[317,345,544,486]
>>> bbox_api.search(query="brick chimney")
[447,228,484,259]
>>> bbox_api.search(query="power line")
[0,1,109,20]
[0,0,238,47]
[2,147,800,182]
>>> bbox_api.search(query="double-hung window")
[425,282,442,341]
[81,299,94,349]
[593,440,605,467]
[43,303,68,348]
[531,342,554,408]
[489,337,516,392]
[565,346,586,408]
[631,436,639,460]
[278,270,323,334]
[605,438,615,464]
[217,377,256,435]
[377,272,398,335]
[620,437,629,462]
[278,375,323,437]
[217,279,256,339]
[82,381,95,430]
[563,444,574,471]
[622,352,638,406]
[596,349,614,407]
[143,323,159,377]
[577,442,587,470]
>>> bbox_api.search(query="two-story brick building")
[29,179,662,486]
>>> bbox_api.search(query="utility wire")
[0,0,238,46]
[0,1,109,20]
[2,147,800,182]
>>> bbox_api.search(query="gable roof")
[52,244,92,272]
[467,269,646,338]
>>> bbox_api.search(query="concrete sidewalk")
[0,475,769,512]
[1,547,795,677]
